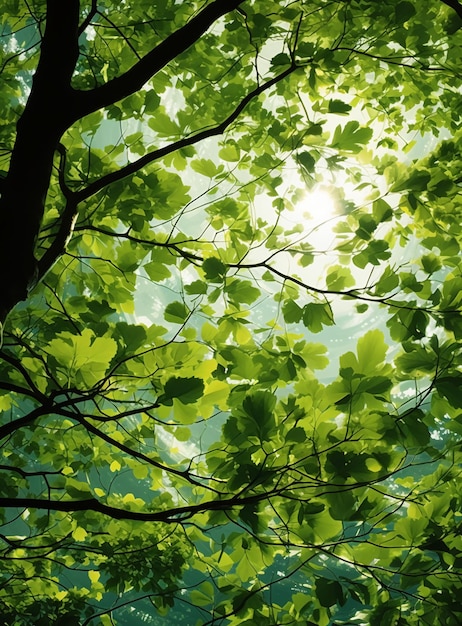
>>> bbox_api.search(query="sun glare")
[282,186,339,232]
[304,187,338,221]
[273,185,341,256]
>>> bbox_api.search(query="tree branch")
[0,403,52,441]
[61,409,221,492]
[0,388,102,440]
[75,64,298,202]
[336,46,447,71]
[74,0,246,119]
[0,491,272,522]
[37,198,79,282]
[0,349,49,400]
[78,0,97,36]
[74,225,204,262]
[36,144,80,281]
[441,0,462,19]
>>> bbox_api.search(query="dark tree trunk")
[0,0,80,323]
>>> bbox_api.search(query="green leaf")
[401,409,430,447]
[144,260,172,282]
[144,89,161,113]
[328,99,352,114]
[225,279,260,305]
[162,377,205,405]
[326,265,355,290]
[331,121,373,152]
[184,280,208,294]
[202,257,227,281]
[395,344,435,372]
[218,143,240,161]
[286,426,306,442]
[65,478,92,499]
[355,214,377,240]
[357,375,392,395]
[271,52,291,66]
[147,111,180,136]
[190,581,214,607]
[421,253,442,274]
[302,303,334,332]
[395,1,416,24]
[315,578,344,607]
[356,330,388,375]
[372,198,393,223]
[353,239,391,268]
[301,342,329,369]
[240,390,276,440]
[164,301,189,324]
[282,300,303,323]
[391,170,431,193]
[191,158,222,177]
[48,329,117,387]
[297,151,316,173]
[305,122,323,135]
[369,599,402,626]
[436,375,462,408]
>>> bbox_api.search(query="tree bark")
[0,0,80,323]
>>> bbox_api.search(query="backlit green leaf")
[162,377,205,404]
[164,301,189,323]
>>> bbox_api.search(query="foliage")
[0,0,462,624]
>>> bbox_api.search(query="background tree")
[0,0,462,624]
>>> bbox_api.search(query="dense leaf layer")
[0,0,461,624]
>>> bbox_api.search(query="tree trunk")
[0,0,80,323]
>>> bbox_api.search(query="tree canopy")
[1,0,462,624]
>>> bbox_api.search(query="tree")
[0,0,461,623]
